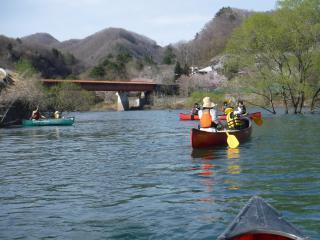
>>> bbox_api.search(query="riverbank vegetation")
[0,75,98,126]
[222,0,320,114]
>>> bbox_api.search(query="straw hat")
[202,97,216,108]
[54,111,60,114]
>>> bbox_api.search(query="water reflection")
[191,149,215,177]
[227,148,240,159]
[225,148,241,190]
[226,148,241,175]
[25,127,61,140]
[190,148,242,190]
[190,149,216,202]
[191,149,216,160]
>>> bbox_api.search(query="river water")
[0,110,319,239]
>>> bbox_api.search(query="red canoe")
[179,113,200,120]
[191,119,252,148]
[179,112,261,121]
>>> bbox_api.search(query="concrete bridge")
[42,79,177,111]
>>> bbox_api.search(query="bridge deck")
[42,79,157,92]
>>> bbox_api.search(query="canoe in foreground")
[22,117,75,127]
[191,119,252,148]
[179,112,261,121]
[218,196,307,240]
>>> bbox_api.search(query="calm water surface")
[0,110,319,239]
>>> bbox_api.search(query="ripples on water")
[0,110,319,239]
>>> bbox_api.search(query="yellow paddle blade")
[226,131,240,149]
[227,135,239,149]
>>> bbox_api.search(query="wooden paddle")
[225,130,239,149]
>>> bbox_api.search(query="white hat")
[202,97,216,108]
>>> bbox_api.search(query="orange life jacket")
[200,110,212,128]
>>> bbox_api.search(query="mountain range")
[22,28,162,67]
[0,7,254,79]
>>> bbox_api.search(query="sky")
[1,0,278,46]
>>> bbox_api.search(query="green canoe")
[22,117,75,127]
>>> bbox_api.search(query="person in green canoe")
[54,111,61,119]
[30,106,46,120]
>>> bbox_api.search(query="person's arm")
[30,111,36,119]
[210,109,219,124]
[198,110,203,119]
[234,107,241,115]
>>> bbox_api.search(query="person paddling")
[30,106,45,120]
[225,107,245,130]
[54,111,61,119]
[190,103,200,116]
[198,97,222,132]
[234,100,247,115]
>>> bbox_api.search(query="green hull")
[22,117,75,127]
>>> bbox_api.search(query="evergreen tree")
[89,65,105,79]
[183,63,190,76]
[174,61,183,80]
[162,45,176,65]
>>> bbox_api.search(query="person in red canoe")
[221,101,229,112]
[190,103,200,115]
[234,100,247,115]
[30,106,46,120]
[198,97,222,132]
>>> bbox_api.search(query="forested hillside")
[0,35,81,78]
[175,7,253,67]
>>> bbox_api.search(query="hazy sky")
[1,0,278,46]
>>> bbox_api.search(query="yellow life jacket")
[200,110,212,128]
[226,112,243,129]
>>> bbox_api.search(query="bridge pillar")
[116,92,129,111]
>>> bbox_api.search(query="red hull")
[180,112,261,121]
[179,113,200,120]
[191,120,252,148]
